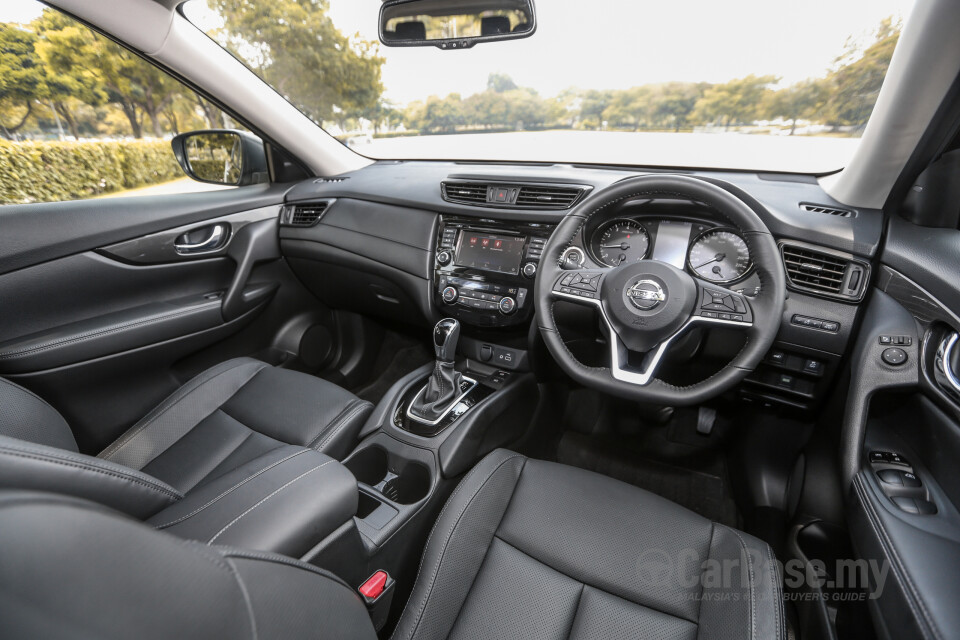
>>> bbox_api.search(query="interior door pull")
[174,224,228,255]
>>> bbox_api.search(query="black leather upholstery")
[0,491,377,640]
[392,450,784,640]
[0,358,372,552]
[148,445,357,558]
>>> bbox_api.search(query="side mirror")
[380,0,536,50]
[171,130,269,186]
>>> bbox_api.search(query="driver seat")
[0,450,783,639]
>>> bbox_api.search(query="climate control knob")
[437,250,452,266]
[498,296,517,315]
[441,286,458,304]
[521,262,538,278]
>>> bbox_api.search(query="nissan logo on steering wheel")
[627,280,666,311]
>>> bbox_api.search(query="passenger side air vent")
[441,182,489,205]
[780,242,869,301]
[441,181,587,209]
[800,202,856,218]
[515,185,584,209]
[279,201,332,227]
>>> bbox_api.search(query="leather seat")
[0,450,783,639]
[0,358,372,554]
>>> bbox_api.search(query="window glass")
[0,1,246,205]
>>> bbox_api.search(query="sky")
[5,0,916,106]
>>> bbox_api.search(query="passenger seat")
[0,358,372,555]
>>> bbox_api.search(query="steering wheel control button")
[881,347,908,366]
[498,297,517,314]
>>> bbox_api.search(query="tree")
[822,17,900,130]
[487,73,518,93]
[652,82,706,131]
[0,24,42,137]
[762,79,827,134]
[692,75,779,129]
[211,0,384,125]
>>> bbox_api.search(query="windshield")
[184,0,914,174]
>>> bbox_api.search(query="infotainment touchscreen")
[455,232,526,275]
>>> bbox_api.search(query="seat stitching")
[221,556,259,640]
[722,524,756,640]
[100,360,267,461]
[0,301,220,359]
[853,474,940,640]
[305,402,357,448]
[152,449,308,529]
[208,460,334,544]
[493,534,701,625]
[766,543,784,640]
[396,453,526,640]
[0,446,182,500]
[563,583,587,640]
[312,401,372,452]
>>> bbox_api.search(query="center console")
[434,216,555,327]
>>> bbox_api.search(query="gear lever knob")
[433,318,460,363]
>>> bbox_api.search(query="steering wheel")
[535,174,786,405]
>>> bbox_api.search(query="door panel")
[841,215,960,640]
[0,188,293,452]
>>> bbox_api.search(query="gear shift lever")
[410,318,465,422]
[433,318,460,363]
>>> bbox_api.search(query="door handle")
[174,224,228,255]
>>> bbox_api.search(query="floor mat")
[556,430,741,527]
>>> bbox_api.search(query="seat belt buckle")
[358,570,395,631]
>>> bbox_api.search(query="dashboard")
[278,160,883,411]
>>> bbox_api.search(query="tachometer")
[591,219,650,267]
[687,228,752,283]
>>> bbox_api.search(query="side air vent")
[441,182,489,205]
[800,202,856,218]
[515,185,584,209]
[780,242,869,301]
[279,201,332,227]
[441,181,588,209]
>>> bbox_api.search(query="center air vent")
[780,242,869,301]
[441,181,587,209]
[800,202,856,218]
[279,201,332,227]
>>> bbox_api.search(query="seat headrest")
[395,21,426,40]
[481,16,511,36]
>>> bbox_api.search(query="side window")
[0,1,253,205]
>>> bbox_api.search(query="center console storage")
[434,216,555,327]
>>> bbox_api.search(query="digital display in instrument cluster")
[455,232,527,275]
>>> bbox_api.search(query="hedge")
[0,139,185,205]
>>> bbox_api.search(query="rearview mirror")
[380,0,536,49]
[171,130,269,186]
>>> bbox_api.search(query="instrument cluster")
[583,215,754,286]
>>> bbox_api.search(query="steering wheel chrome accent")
[535,174,786,405]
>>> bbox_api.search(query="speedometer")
[591,219,650,267]
[687,229,752,283]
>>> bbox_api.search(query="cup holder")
[344,446,431,506]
